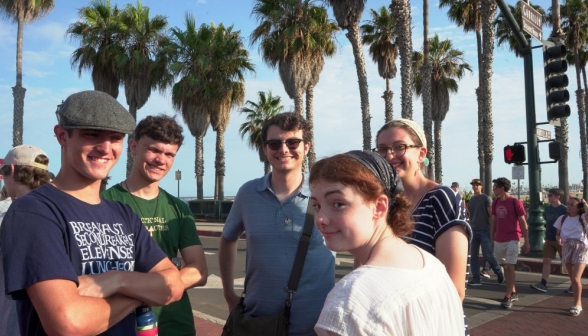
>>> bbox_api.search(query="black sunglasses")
[0,165,11,176]
[264,138,303,151]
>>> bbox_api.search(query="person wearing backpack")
[490,177,530,309]
[554,197,588,317]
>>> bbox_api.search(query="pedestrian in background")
[491,177,530,309]
[0,145,52,336]
[467,178,504,286]
[311,151,465,336]
[531,188,567,293]
[555,197,588,316]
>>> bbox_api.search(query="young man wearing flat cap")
[467,178,504,286]
[1,90,184,336]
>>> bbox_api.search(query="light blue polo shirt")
[223,173,335,336]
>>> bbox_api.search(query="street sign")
[512,165,525,180]
[536,127,551,139]
[520,0,543,42]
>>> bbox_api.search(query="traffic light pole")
[522,41,546,257]
[496,0,545,257]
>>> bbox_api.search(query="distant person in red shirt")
[490,177,530,309]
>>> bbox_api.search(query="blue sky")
[0,0,581,197]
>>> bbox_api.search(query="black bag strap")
[283,201,315,324]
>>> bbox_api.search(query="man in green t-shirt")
[102,115,208,336]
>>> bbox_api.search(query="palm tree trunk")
[12,15,26,147]
[215,128,226,200]
[422,0,433,180]
[434,117,442,184]
[294,92,304,117]
[126,102,138,177]
[550,0,564,38]
[575,52,588,200]
[306,85,316,168]
[346,24,371,150]
[391,0,413,120]
[383,88,394,123]
[481,0,496,195]
[475,30,485,188]
[554,117,569,200]
[576,89,588,200]
[196,136,204,200]
[583,66,588,153]
[422,64,434,180]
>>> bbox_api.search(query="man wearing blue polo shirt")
[219,112,335,336]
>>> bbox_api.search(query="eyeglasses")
[493,185,501,190]
[372,144,420,158]
[264,138,303,151]
[0,165,11,176]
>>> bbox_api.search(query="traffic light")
[504,144,526,164]
[548,141,566,161]
[543,41,570,120]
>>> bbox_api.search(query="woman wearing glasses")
[555,197,588,316]
[374,119,471,301]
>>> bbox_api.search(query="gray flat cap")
[57,90,136,134]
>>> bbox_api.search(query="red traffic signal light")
[504,144,526,164]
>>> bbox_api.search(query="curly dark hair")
[310,154,414,237]
[134,114,184,148]
[492,177,511,192]
[261,112,311,144]
[12,154,52,190]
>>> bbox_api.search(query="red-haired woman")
[311,150,465,336]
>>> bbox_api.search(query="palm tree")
[0,0,54,146]
[413,34,472,183]
[67,0,123,99]
[239,91,284,174]
[168,16,254,200]
[166,14,212,200]
[439,0,488,190]
[326,0,371,150]
[117,1,168,176]
[251,0,338,168]
[390,0,413,120]
[422,0,433,180]
[360,6,398,123]
[552,0,588,199]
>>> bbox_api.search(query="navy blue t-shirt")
[544,204,568,241]
[0,184,167,336]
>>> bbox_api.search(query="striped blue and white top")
[406,185,471,254]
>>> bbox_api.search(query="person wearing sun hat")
[0,90,184,336]
[467,178,504,287]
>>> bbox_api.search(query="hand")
[523,241,530,254]
[77,272,118,298]
[224,291,240,312]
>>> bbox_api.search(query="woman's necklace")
[123,181,160,220]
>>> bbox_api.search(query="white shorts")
[494,240,521,265]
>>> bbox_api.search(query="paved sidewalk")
[194,315,224,335]
[470,285,588,335]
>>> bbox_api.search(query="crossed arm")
[177,245,209,289]
[26,258,183,336]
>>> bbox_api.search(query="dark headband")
[344,150,404,208]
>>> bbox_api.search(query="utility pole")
[495,0,546,257]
